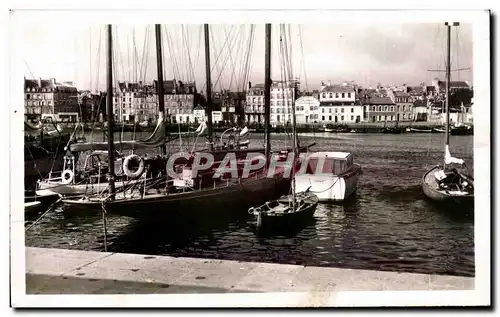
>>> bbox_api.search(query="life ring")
[61,169,74,185]
[122,154,145,178]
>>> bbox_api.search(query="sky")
[20,23,473,93]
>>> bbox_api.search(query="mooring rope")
[25,197,62,231]
[307,176,341,194]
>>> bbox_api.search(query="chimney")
[37,78,42,88]
[328,80,331,86]
[248,81,252,89]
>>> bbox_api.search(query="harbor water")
[24,132,474,277]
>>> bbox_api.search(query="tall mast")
[204,24,214,151]
[155,24,166,155]
[444,22,459,168]
[289,41,297,211]
[106,24,116,200]
[264,24,272,163]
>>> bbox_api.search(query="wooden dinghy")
[248,190,319,229]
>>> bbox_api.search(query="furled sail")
[444,145,465,165]
[69,119,178,152]
[239,126,249,138]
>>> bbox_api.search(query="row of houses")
[24,77,473,125]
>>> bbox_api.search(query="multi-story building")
[319,82,356,104]
[431,77,471,94]
[294,96,320,124]
[78,90,102,122]
[24,77,79,122]
[113,82,140,123]
[221,91,245,124]
[412,99,429,122]
[319,100,363,123]
[159,80,198,123]
[111,80,200,124]
[386,90,414,121]
[245,82,265,124]
[244,80,298,125]
[361,96,398,123]
[317,82,362,123]
[270,80,297,126]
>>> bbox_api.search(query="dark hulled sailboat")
[422,22,474,207]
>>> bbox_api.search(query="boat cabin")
[303,152,354,175]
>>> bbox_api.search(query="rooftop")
[437,80,470,89]
[393,91,411,97]
[362,96,395,105]
[249,84,265,89]
[321,85,355,93]
[295,96,320,104]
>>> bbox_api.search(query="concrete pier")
[21,247,479,307]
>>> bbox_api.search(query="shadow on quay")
[26,274,250,294]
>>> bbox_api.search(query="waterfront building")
[245,82,265,124]
[294,96,320,124]
[270,80,298,126]
[386,90,414,121]
[431,77,471,94]
[319,82,356,103]
[361,96,399,123]
[78,90,102,122]
[24,77,79,122]
[193,106,205,124]
[113,82,142,123]
[111,80,200,124]
[411,99,429,122]
[221,91,245,125]
[318,100,363,123]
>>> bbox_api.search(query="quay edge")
[16,247,482,307]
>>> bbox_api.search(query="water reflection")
[25,133,475,276]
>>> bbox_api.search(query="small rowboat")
[249,190,319,229]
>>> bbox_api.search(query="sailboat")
[422,22,474,206]
[248,24,319,230]
[24,118,71,189]
[61,23,292,215]
[36,26,183,196]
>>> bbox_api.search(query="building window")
[390,106,394,111]
[351,115,354,120]
[351,108,354,113]
[391,116,394,121]
[329,116,332,121]
[342,93,345,98]
[403,114,406,119]
[348,93,351,98]
[378,106,382,111]
[329,93,333,98]
[322,93,326,98]
[329,108,332,113]
[341,116,344,121]
[322,108,325,113]
[322,116,325,120]
[403,106,406,111]
[341,108,344,113]
[397,105,400,111]
[372,106,376,111]
[335,93,339,98]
